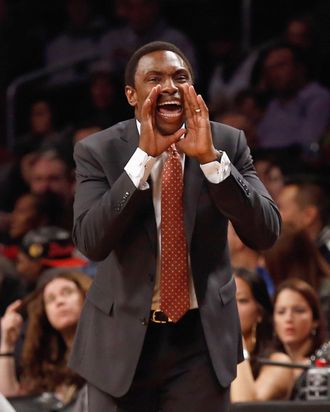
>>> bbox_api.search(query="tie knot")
[168,144,178,157]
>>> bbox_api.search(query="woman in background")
[273,277,326,400]
[231,268,293,402]
[0,271,91,405]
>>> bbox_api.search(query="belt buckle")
[151,309,172,324]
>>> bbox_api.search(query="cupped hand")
[176,84,218,163]
[138,85,185,157]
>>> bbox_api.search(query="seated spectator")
[0,270,92,406]
[206,12,321,114]
[29,149,75,230]
[273,278,327,400]
[234,89,268,129]
[253,152,284,203]
[15,226,89,297]
[73,64,127,131]
[13,97,69,158]
[263,224,330,337]
[231,268,293,401]
[0,192,66,262]
[215,110,258,151]
[256,43,330,152]
[277,176,330,264]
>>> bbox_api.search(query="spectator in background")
[99,0,198,79]
[15,226,88,297]
[263,224,330,336]
[256,43,330,152]
[44,0,106,87]
[0,192,66,262]
[284,15,315,51]
[73,64,127,131]
[29,150,75,230]
[231,268,293,402]
[277,177,330,264]
[273,278,327,400]
[253,153,284,203]
[214,110,258,151]
[206,13,319,115]
[0,270,91,406]
[13,97,68,158]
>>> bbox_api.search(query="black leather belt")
[150,309,173,324]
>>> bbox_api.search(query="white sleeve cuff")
[200,151,231,184]
[124,147,156,190]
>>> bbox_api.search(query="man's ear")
[125,86,137,107]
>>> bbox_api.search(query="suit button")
[140,318,148,326]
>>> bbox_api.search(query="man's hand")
[138,85,186,157]
[176,84,218,164]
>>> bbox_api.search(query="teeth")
[158,111,182,118]
[158,101,181,106]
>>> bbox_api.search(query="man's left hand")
[176,84,219,163]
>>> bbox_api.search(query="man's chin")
[156,120,184,136]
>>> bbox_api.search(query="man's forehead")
[136,50,189,73]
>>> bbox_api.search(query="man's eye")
[148,77,160,83]
[176,75,188,82]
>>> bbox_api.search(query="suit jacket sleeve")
[210,122,281,250]
[72,132,151,261]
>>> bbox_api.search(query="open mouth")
[157,100,183,119]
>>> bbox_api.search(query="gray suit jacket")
[69,119,281,397]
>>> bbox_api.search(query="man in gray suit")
[69,41,281,411]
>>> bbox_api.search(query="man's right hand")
[138,85,185,157]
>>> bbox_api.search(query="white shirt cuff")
[200,151,231,183]
[124,147,156,190]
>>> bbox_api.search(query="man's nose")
[161,77,178,93]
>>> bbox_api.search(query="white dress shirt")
[124,122,231,309]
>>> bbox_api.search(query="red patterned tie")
[160,144,190,322]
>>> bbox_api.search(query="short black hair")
[124,41,194,87]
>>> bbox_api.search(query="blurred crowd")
[0,0,330,410]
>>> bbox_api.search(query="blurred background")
[1,0,329,152]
